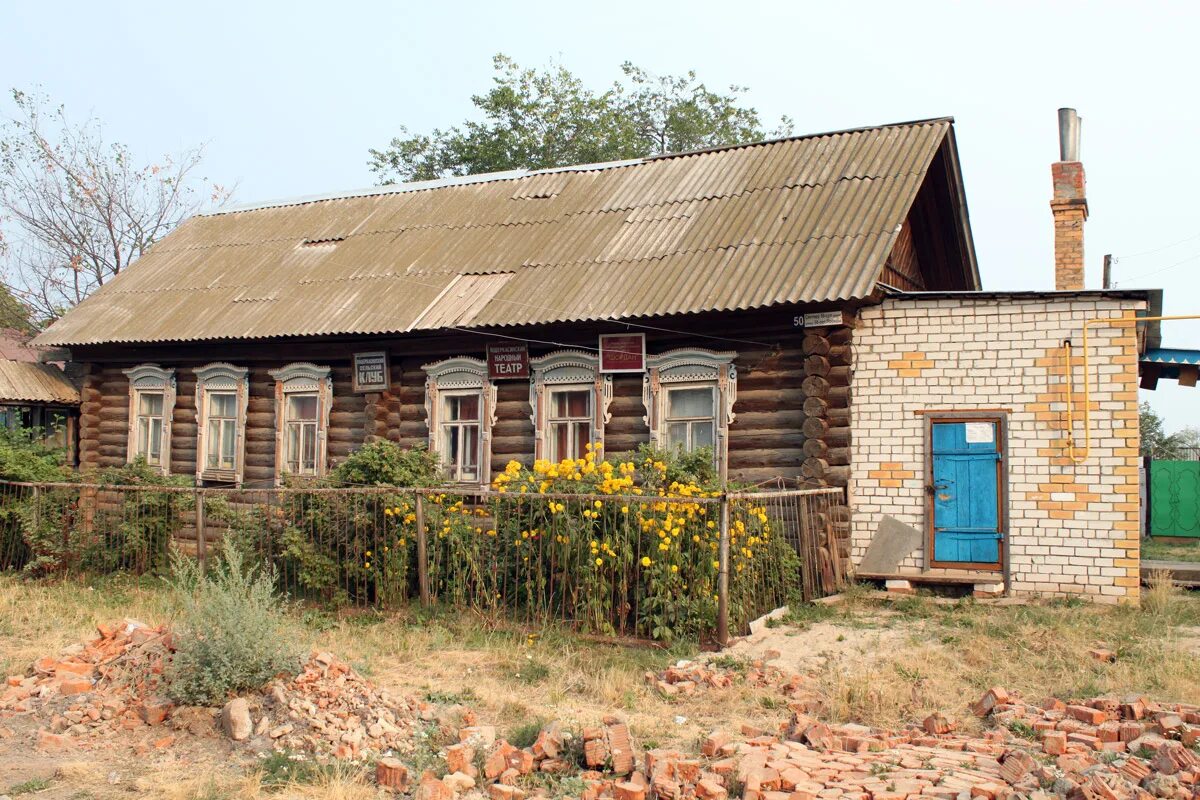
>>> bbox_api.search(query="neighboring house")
[32,114,1155,602]
[0,357,80,457]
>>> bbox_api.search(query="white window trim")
[122,364,176,475]
[269,363,332,484]
[529,349,612,462]
[194,362,249,485]
[643,349,737,479]
[423,357,496,486]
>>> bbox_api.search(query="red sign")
[599,333,646,373]
[487,342,530,380]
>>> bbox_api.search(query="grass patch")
[1143,537,1200,563]
[508,717,548,748]
[9,776,53,795]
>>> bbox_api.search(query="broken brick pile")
[244,650,424,758]
[1,618,177,751]
[645,658,806,698]
[1,621,427,759]
[404,687,1200,800]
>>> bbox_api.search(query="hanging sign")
[599,333,646,373]
[352,351,390,392]
[487,342,530,379]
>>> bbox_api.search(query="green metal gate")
[1149,460,1200,537]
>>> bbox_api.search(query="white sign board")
[964,422,995,444]
[801,310,845,328]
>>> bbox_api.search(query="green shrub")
[164,542,299,706]
[330,440,441,487]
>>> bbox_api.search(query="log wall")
[70,307,853,489]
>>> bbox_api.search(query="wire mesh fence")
[0,480,848,642]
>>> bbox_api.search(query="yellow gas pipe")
[1067,314,1200,463]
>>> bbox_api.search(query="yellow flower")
[641,556,652,567]
[595,558,603,566]
[593,500,602,509]
[621,506,629,514]
[365,550,372,557]
[364,562,371,569]
[671,564,679,573]
[384,508,395,517]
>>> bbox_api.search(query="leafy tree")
[368,55,792,183]
[1140,402,1185,458]
[0,89,229,324]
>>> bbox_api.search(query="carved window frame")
[194,362,250,485]
[423,357,497,486]
[122,364,176,475]
[529,349,612,462]
[643,349,737,479]
[269,363,333,484]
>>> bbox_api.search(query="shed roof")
[35,117,974,347]
[0,361,80,405]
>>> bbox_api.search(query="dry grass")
[3,573,1200,797]
[783,587,1200,730]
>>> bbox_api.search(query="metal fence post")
[415,493,430,605]
[194,489,207,571]
[717,492,731,648]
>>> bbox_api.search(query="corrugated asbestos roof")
[35,118,956,346]
[0,361,80,404]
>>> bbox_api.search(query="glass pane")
[206,419,221,468]
[446,393,480,422]
[666,422,688,450]
[443,425,461,470]
[552,390,590,419]
[550,423,569,462]
[137,417,149,457]
[221,420,237,466]
[148,420,162,463]
[667,387,714,419]
[692,422,715,450]
[574,422,591,459]
[138,392,163,416]
[286,393,318,421]
[210,392,236,418]
[302,424,316,472]
[461,424,479,480]
[286,424,301,472]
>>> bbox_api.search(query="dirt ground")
[3,577,1200,799]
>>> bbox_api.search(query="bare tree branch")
[0,88,230,325]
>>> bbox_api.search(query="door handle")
[925,483,949,496]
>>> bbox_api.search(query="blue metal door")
[931,421,1002,566]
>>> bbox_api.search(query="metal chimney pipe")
[1058,108,1081,161]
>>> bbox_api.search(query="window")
[194,363,249,483]
[135,391,166,465]
[269,363,332,484]
[664,386,716,454]
[529,350,612,462]
[123,364,176,475]
[547,388,592,462]
[440,391,482,482]
[643,349,737,480]
[283,392,319,475]
[205,392,238,470]
[423,357,496,485]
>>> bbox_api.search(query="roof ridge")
[203,117,954,218]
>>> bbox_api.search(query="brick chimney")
[1051,108,1087,290]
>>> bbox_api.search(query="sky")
[2,0,1198,429]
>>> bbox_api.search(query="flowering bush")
[438,444,802,642]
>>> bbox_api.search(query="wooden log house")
[34,118,976,493]
[35,115,1156,601]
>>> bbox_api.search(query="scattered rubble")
[6,624,1200,800]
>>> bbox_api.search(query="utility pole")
[1103,254,1113,289]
